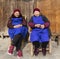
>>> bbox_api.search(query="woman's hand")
[40,25,45,29]
[35,24,41,28]
[14,24,22,28]
[35,24,45,29]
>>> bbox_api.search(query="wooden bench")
[3,35,9,38]
[1,34,9,39]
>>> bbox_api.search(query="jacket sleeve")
[7,19,14,28]
[42,15,50,28]
[42,15,52,37]
[28,17,35,28]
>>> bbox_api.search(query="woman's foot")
[7,45,14,55]
[34,48,39,56]
[42,48,46,56]
[17,50,23,58]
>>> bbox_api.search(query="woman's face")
[14,11,20,17]
[34,11,40,16]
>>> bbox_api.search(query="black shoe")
[42,48,46,56]
[34,48,39,56]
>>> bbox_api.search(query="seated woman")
[28,8,51,56]
[7,9,28,58]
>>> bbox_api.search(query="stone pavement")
[0,38,60,59]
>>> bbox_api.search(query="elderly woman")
[7,9,28,58]
[28,8,51,56]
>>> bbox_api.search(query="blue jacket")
[29,15,50,42]
[8,17,28,39]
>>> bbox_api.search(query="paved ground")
[0,38,60,59]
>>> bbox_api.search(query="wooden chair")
[30,39,52,56]
[28,27,52,56]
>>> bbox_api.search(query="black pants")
[11,33,23,51]
[32,41,49,49]
[41,42,49,48]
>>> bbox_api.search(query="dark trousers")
[41,42,49,48]
[11,33,23,51]
[32,41,49,49]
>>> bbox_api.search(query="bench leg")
[31,43,34,56]
[49,39,51,54]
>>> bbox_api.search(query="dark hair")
[10,12,23,18]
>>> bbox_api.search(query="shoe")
[34,48,39,56]
[42,48,46,56]
[7,45,14,55]
[17,50,23,58]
